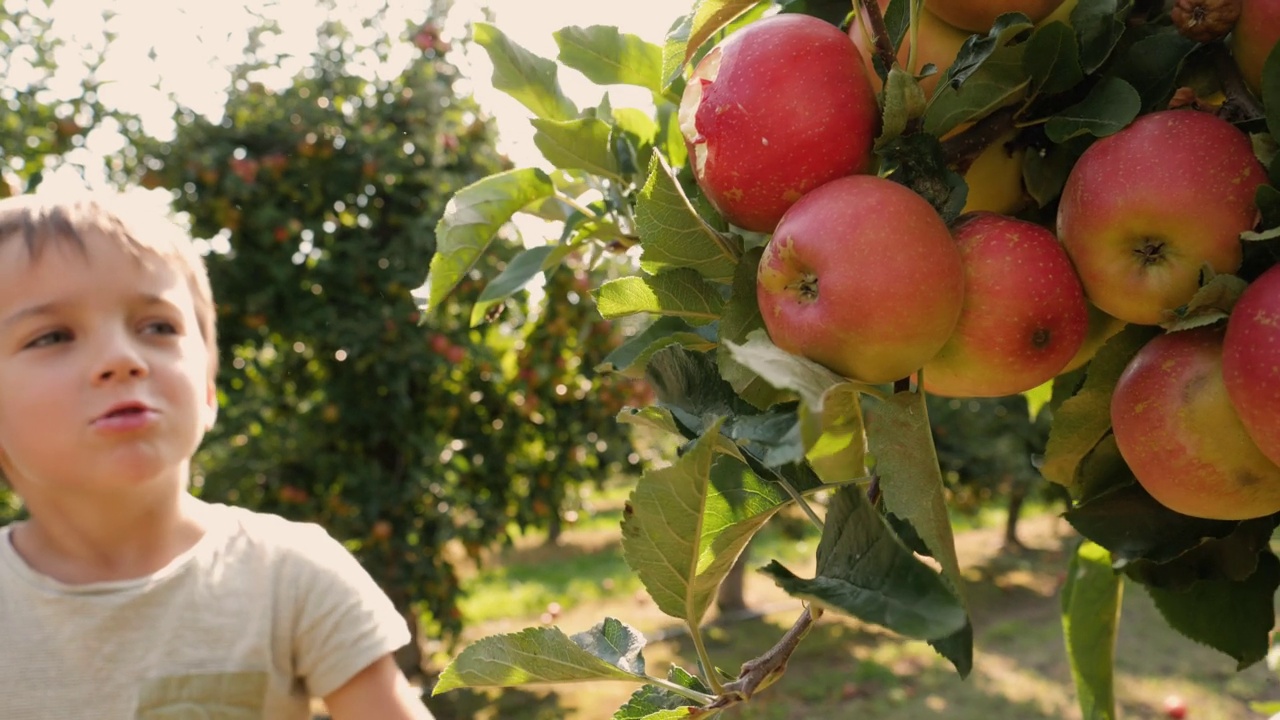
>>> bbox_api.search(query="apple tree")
[426,0,1277,715]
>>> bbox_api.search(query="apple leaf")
[762,486,968,641]
[531,117,623,181]
[1071,0,1133,74]
[942,12,1034,88]
[1122,516,1279,592]
[615,666,710,718]
[1061,541,1122,720]
[1044,77,1140,143]
[595,269,726,326]
[722,331,859,410]
[621,423,790,625]
[882,0,912,55]
[717,247,795,410]
[598,317,716,375]
[1252,184,1280,237]
[924,43,1029,138]
[636,153,741,284]
[425,168,556,315]
[876,132,969,221]
[472,23,578,122]
[1022,135,1087,207]
[723,404,807,468]
[469,243,576,327]
[878,67,928,147]
[554,25,664,94]
[659,0,758,87]
[1144,551,1280,670]
[645,345,758,438]
[1262,41,1280,141]
[618,405,685,438]
[1104,27,1196,112]
[1024,22,1083,97]
[656,104,689,171]
[1041,324,1159,492]
[612,108,660,153]
[1158,269,1247,332]
[433,618,648,694]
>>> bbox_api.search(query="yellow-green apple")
[679,14,879,233]
[1223,264,1280,466]
[1057,110,1266,326]
[757,175,965,383]
[1230,0,1280,96]
[850,0,971,97]
[923,213,1088,397]
[960,131,1027,215]
[1111,326,1280,520]
[927,0,1066,32]
[1059,303,1127,374]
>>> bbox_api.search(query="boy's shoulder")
[203,502,354,571]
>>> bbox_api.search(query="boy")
[0,192,434,719]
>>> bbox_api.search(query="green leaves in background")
[595,268,726,325]
[924,39,1029,138]
[1024,22,1082,97]
[554,25,664,94]
[717,247,792,410]
[636,153,741,283]
[469,243,573,326]
[532,117,623,181]
[1044,77,1140,143]
[762,486,968,641]
[473,22,577,121]
[1061,541,1121,720]
[426,168,555,313]
[1105,28,1195,112]
[1072,0,1132,74]
[598,316,716,375]
[433,618,649,694]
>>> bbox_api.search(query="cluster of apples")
[678,9,1280,519]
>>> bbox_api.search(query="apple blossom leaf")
[1262,42,1280,140]
[924,43,1029,138]
[761,486,968,640]
[598,317,716,375]
[426,168,556,315]
[594,269,726,326]
[469,243,576,326]
[615,666,709,718]
[554,26,664,94]
[621,423,790,625]
[636,153,741,283]
[1104,28,1196,112]
[1071,0,1133,74]
[1061,540,1121,720]
[472,23,578,122]
[878,67,929,147]
[531,117,623,182]
[722,331,859,410]
[876,132,969,221]
[717,246,795,410]
[1158,269,1247,332]
[1024,22,1083,97]
[432,619,647,694]
[943,12,1034,88]
[1041,324,1159,492]
[1044,77,1141,143]
[1144,551,1280,670]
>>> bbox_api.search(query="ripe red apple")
[923,213,1088,397]
[1223,263,1280,466]
[1163,695,1188,720]
[1230,0,1280,96]
[1111,326,1280,520]
[927,0,1066,32]
[1057,110,1266,326]
[757,175,965,384]
[679,14,879,233]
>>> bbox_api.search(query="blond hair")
[0,192,219,373]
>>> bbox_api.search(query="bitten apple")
[757,175,965,384]
[1057,110,1266,326]
[1223,264,1280,466]
[923,213,1088,397]
[1111,327,1280,520]
[679,14,879,233]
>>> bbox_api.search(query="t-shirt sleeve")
[282,522,412,698]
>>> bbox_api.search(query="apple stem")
[856,0,898,80]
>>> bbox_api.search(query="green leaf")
[1254,184,1280,234]
[723,331,857,409]
[616,666,706,719]
[531,117,623,181]
[683,1,759,66]
[554,25,665,93]
[1159,270,1248,332]
[1122,516,1279,591]
[621,425,790,625]
[1023,22,1083,97]
[717,247,794,410]
[924,43,1029,138]
[761,486,968,640]
[1041,324,1159,491]
[612,108,660,147]
[425,168,555,314]
[618,405,685,438]
[878,67,928,147]
[1022,135,1087,207]
[469,244,567,327]
[595,269,726,326]
[433,619,647,694]
[943,12,1034,88]
[1106,28,1196,111]
[1145,551,1280,669]
[1061,541,1122,720]
[1071,0,1132,74]
[1264,42,1280,140]
[876,132,969,221]
[1044,77,1140,143]
[636,153,741,283]
[645,346,758,438]
[473,22,578,121]
[598,317,716,374]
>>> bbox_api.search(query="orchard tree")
[418,0,1280,716]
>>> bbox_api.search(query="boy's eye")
[25,329,72,349]
[143,320,180,335]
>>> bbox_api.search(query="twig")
[556,191,601,221]
[775,473,825,531]
[938,106,1019,174]
[857,0,898,78]
[706,605,824,709]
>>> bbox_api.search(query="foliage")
[420,0,1280,717]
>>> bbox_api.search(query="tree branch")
[707,605,823,709]
[857,0,898,79]
[1213,47,1264,125]
[938,106,1019,175]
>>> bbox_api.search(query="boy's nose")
[93,340,149,383]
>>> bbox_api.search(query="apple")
[1222,263,1280,466]
[1057,110,1266,326]
[1230,0,1280,96]
[757,175,965,384]
[1058,302,1126,374]
[961,131,1027,215]
[923,213,1088,397]
[850,0,971,97]
[679,14,879,233]
[1162,695,1188,720]
[927,0,1067,33]
[1111,326,1280,521]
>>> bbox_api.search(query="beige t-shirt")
[0,502,411,719]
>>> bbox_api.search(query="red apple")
[927,0,1066,33]
[1111,326,1280,520]
[1223,263,1280,466]
[1057,110,1266,326]
[679,14,879,233]
[1230,0,1280,96]
[923,213,1088,397]
[757,175,965,384]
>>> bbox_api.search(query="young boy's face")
[0,231,217,499]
